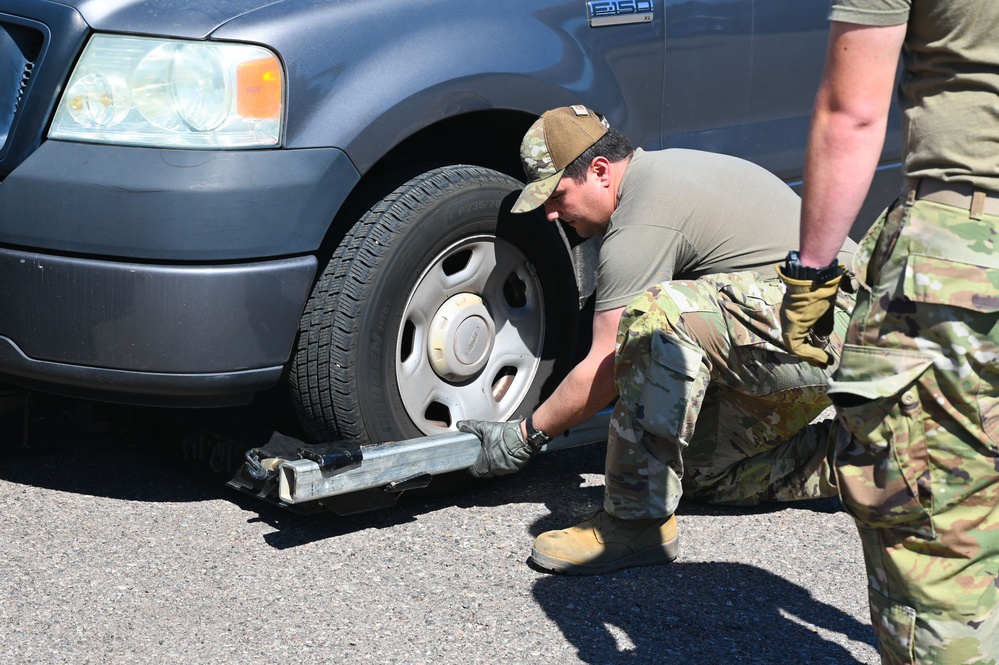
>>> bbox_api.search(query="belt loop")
[971,191,986,220]
[905,177,919,206]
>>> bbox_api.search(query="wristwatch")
[524,414,551,451]
[783,251,844,282]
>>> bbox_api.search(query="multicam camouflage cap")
[511,105,610,213]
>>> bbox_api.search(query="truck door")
[660,0,829,182]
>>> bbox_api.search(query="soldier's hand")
[776,264,844,368]
[457,419,538,478]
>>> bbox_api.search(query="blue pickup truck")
[0,0,901,447]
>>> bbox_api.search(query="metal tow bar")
[265,410,611,505]
[277,431,482,504]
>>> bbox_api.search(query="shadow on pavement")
[0,391,849,553]
[532,560,876,664]
[0,434,232,504]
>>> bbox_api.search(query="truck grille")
[0,20,43,157]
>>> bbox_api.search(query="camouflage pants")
[605,271,852,520]
[829,190,999,665]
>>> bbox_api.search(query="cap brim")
[511,169,564,213]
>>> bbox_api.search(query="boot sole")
[529,536,680,575]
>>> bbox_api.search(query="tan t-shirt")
[830,0,999,193]
[596,148,856,311]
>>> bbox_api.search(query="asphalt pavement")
[0,402,880,664]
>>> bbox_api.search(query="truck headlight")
[49,35,284,149]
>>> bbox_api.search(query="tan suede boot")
[529,509,679,575]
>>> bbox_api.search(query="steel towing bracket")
[273,410,610,505]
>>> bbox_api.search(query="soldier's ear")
[590,156,611,185]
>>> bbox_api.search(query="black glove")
[457,419,540,478]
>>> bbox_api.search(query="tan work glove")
[776,264,844,368]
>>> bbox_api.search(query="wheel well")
[375,109,532,182]
[316,109,536,265]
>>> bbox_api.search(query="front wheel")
[290,165,578,444]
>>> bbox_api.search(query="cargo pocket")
[905,253,999,453]
[718,279,821,395]
[867,585,917,665]
[828,346,935,538]
[638,334,704,442]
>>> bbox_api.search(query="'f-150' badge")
[587,0,654,27]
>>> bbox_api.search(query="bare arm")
[521,306,624,438]
[799,21,907,268]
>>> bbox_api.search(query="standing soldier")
[779,1,999,662]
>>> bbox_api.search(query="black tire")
[290,165,578,444]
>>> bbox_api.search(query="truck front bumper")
[0,141,360,405]
[0,248,317,406]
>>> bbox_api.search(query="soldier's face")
[543,171,612,238]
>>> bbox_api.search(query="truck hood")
[42,0,291,39]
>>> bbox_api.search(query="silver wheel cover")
[396,235,545,435]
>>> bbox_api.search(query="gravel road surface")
[0,401,879,664]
